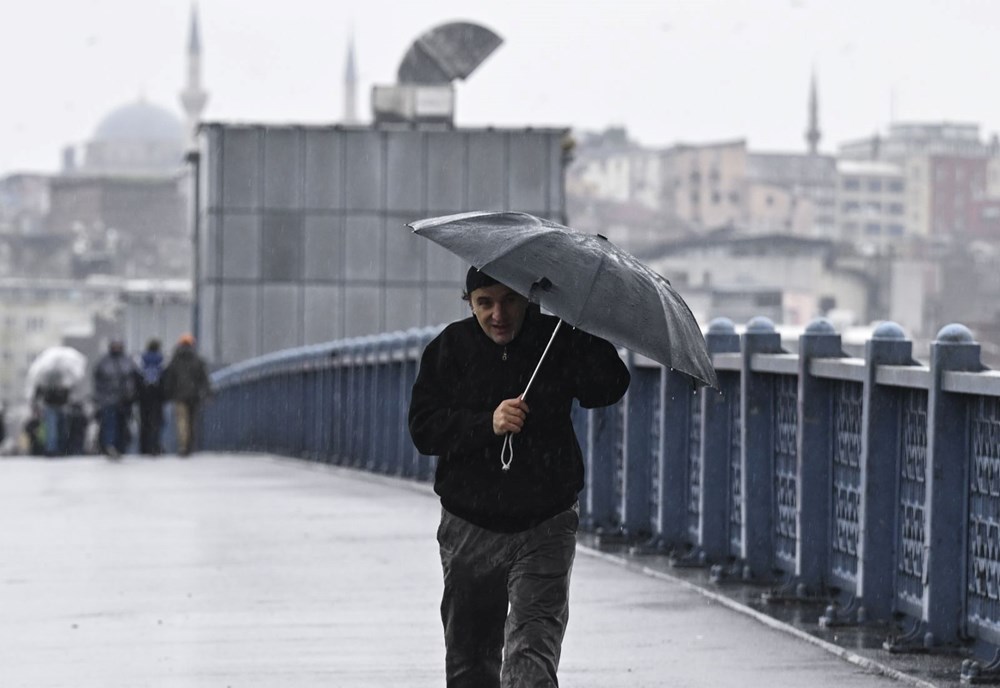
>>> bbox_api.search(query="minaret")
[180,4,209,149]
[805,70,821,155]
[344,32,358,124]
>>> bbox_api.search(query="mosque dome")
[83,98,186,174]
[93,98,185,142]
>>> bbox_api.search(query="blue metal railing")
[200,315,1000,667]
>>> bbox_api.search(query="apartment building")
[835,160,908,245]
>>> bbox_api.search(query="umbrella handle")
[501,434,513,471]
[499,319,563,472]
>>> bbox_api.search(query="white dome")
[93,99,185,143]
[83,98,186,174]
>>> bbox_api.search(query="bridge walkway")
[0,453,949,687]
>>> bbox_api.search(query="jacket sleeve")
[161,362,175,400]
[407,335,497,457]
[571,329,631,408]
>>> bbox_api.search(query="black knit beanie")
[465,266,499,294]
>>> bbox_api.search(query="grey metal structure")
[194,123,569,365]
[397,22,503,84]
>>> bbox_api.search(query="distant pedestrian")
[93,338,140,459]
[25,346,88,456]
[34,369,71,456]
[162,334,211,457]
[137,338,165,455]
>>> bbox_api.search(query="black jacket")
[162,346,210,404]
[408,309,630,532]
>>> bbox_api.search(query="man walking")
[93,338,140,458]
[162,334,210,456]
[137,338,165,455]
[408,267,630,688]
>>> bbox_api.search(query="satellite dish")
[397,22,503,85]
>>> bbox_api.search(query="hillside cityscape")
[1,8,999,422]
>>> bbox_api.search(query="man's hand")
[493,398,529,435]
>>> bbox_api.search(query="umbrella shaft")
[501,319,563,472]
[520,319,563,401]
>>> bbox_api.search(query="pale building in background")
[835,159,908,245]
[839,122,990,162]
[746,152,837,236]
[645,234,871,327]
[660,139,747,230]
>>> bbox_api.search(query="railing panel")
[968,395,1000,644]
[831,380,863,589]
[773,373,799,574]
[648,370,662,537]
[729,378,743,559]
[897,388,929,618]
[613,400,627,531]
[687,388,703,543]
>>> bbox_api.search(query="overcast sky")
[4,0,1000,174]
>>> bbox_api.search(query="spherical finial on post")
[935,323,975,344]
[708,317,736,335]
[804,317,836,335]
[746,316,775,334]
[872,321,907,341]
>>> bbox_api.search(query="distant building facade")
[835,160,908,245]
[839,122,990,162]
[0,174,50,235]
[645,234,872,326]
[746,152,837,236]
[660,139,748,230]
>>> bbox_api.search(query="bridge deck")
[1,454,929,687]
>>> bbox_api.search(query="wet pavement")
[0,453,965,687]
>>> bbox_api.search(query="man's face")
[470,284,529,346]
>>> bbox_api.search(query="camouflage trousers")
[437,503,579,688]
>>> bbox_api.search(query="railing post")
[658,366,694,549]
[741,316,783,579]
[621,352,654,538]
[857,321,913,622]
[924,323,980,646]
[583,404,621,532]
[414,327,440,482]
[699,318,740,562]
[332,342,347,465]
[400,329,421,479]
[795,318,843,592]
[365,337,379,471]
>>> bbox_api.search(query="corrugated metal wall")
[196,124,568,365]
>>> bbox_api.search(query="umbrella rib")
[472,227,560,272]
[573,251,606,326]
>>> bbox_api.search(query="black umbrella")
[408,211,718,389]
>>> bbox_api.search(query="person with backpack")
[137,338,165,456]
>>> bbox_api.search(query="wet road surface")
[0,454,932,687]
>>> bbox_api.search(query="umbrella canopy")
[409,211,718,388]
[24,346,88,399]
